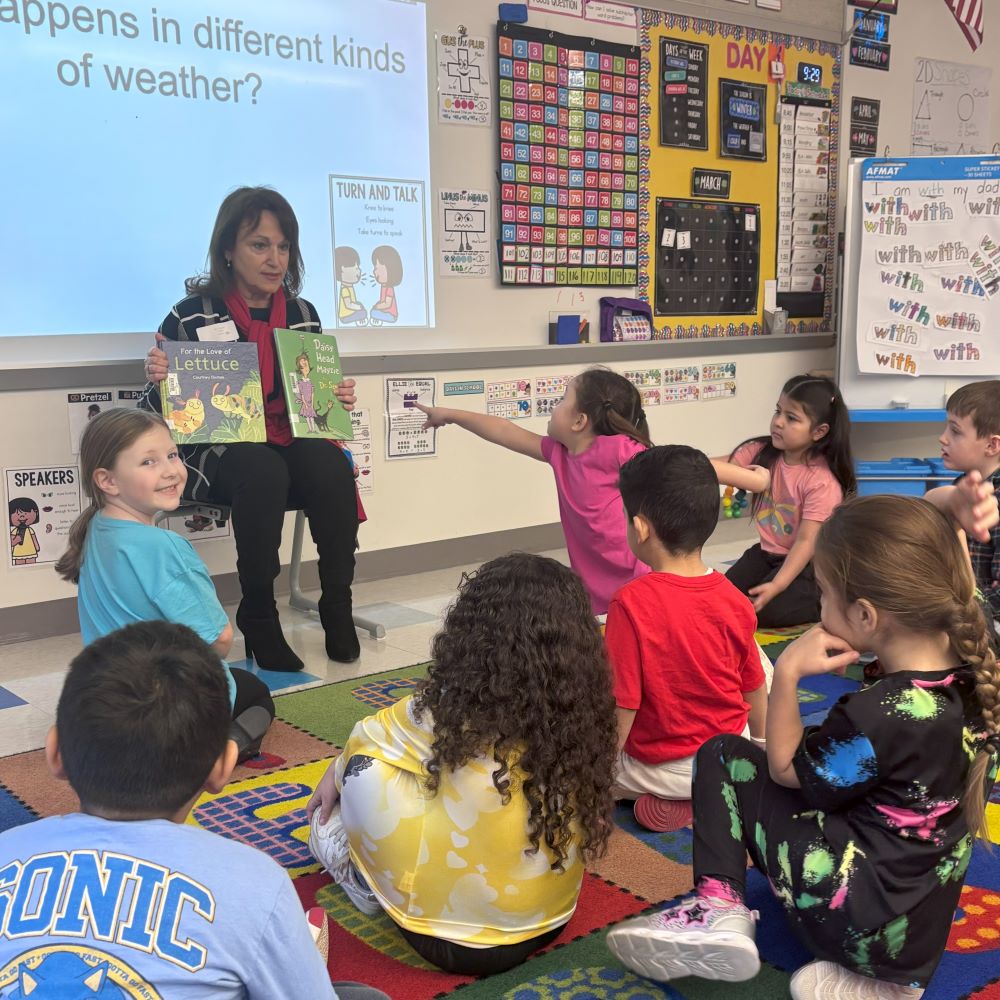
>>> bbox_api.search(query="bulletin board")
[639,12,841,339]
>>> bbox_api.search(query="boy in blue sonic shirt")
[0,622,387,1000]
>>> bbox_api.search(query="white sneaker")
[790,960,925,999]
[308,807,381,916]
[606,896,760,983]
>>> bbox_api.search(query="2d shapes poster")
[385,377,436,459]
[496,22,640,286]
[329,175,432,328]
[6,466,81,569]
[437,29,491,126]
[438,189,491,277]
[912,58,991,156]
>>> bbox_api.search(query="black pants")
[725,543,819,628]
[230,666,275,720]
[692,735,957,987]
[205,440,358,612]
[396,923,565,976]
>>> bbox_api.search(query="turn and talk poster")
[329,175,432,328]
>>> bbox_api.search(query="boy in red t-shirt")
[608,445,769,833]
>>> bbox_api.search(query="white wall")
[0,346,832,611]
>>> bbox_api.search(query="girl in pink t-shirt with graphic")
[713,375,856,629]
[416,368,651,613]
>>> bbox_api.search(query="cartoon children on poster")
[334,244,403,327]
[9,498,40,565]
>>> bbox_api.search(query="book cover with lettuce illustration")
[160,342,265,444]
[273,329,353,441]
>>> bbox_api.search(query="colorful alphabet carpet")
[1,628,999,999]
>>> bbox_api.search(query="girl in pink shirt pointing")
[417,367,651,614]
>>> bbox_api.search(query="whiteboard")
[839,156,1000,411]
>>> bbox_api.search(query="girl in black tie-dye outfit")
[607,490,1000,1000]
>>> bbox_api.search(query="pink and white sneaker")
[606,895,760,983]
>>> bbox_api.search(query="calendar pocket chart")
[497,21,641,287]
[654,198,761,315]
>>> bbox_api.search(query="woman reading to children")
[142,187,361,671]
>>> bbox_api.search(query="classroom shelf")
[849,409,946,423]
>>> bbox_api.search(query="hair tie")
[602,399,613,410]
[985,732,1000,754]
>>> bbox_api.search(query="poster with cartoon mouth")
[329,174,432,328]
[6,466,82,569]
[438,188,491,277]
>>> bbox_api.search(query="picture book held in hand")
[273,329,353,441]
[160,342,265,444]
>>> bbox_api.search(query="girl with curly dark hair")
[307,553,618,976]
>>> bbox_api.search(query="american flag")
[946,0,983,51]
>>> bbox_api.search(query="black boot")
[236,601,304,673]
[229,705,273,763]
[319,589,361,663]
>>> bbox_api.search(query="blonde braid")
[952,594,1000,842]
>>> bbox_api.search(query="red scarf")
[221,290,368,523]
[224,290,292,446]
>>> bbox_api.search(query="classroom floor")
[0,538,747,758]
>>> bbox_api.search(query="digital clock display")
[798,63,822,85]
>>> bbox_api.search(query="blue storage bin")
[925,458,955,490]
[855,459,932,497]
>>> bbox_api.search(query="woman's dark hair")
[732,374,856,514]
[186,186,304,299]
[372,244,403,286]
[573,366,652,448]
[9,498,39,545]
[416,553,617,871]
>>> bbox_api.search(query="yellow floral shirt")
[334,695,583,946]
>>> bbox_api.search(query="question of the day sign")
[0,1,409,104]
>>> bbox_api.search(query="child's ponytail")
[54,408,170,585]
[573,367,652,448]
[55,506,99,584]
[816,495,1000,841]
[951,594,1000,842]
